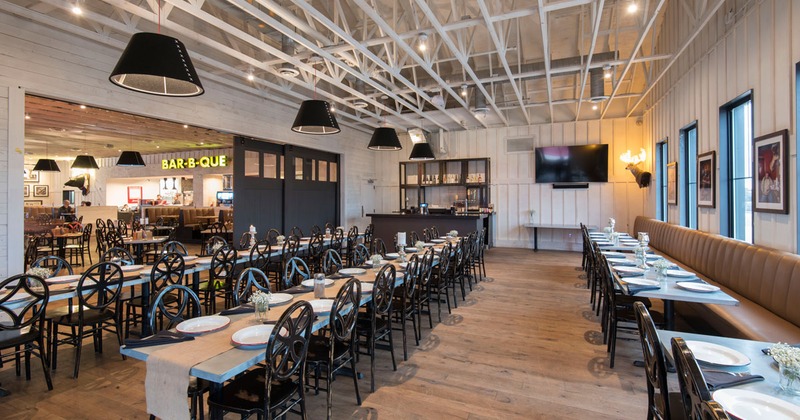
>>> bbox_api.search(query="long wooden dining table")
[589,231,740,330]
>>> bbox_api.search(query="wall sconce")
[620,148,651,188]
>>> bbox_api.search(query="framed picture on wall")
[753,129,789,214]
[667,162,678,205]
[697,151,716,208]
[23,184,30,197]
[23,167,39,183]
[25,200,43,206]
[128,186,143,204]
[33,185,49,197]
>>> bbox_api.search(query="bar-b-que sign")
[162,155,228,169]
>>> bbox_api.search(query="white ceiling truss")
[4,0,724,132]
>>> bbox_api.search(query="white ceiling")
[4,0,721,143]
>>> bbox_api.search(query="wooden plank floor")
[0,248,649,419]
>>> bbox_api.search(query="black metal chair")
[233,267,272,306]
[64,224,92,267]
[416,249,436,333]
[208,300,314,419]
[363,224,374,247]
[343,226,359,266]
[162,240,189,256]
[202,235,229,257]
[202,246,238,313]
[310,225,322,236]
[392,256,419,360]
[147,284,207,420]
[431,226,440,238]
[239,231,256,250]
[306,278,362,419]
[0,274,52,390]
[371,238,387,257]
[429,244,453,321]
[304,234,325,272]
[289,226,304,238]
[356,264,397,392]
[634,302,685,420]
[50,261,125,378]
[125,253,186,338]
[265,228,281,245]
[283,257,311,289]
[421,228,431,242]
[30,255,73,277]
[321,249,343,276]
[700,401,730,420]
[672,337,713,420]
[351,244,369,267]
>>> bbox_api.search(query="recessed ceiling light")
[627,2,638,13]
[592,104,598,110]
[330,105,337,113]
[79,104,86,109]
[247,73,255,81]
[460,84,468,97]
[72,6,82,15]
[25,114,30,120]
[418,33,428,52]
[156,146,160,149]
[183,124,189,128]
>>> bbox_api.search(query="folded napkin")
[327,273,353,280]
[611,260,637,267]
[219,304,253,316]
[615,270,646,278]
[282,286,313,295]
[703,370,764,391]
[627,284,661,295]
[124,331,194,348]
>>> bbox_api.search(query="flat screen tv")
[535,144,608,183]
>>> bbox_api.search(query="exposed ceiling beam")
[628,0,727,117]
[600,0,666,119]
[574,0,606,121]
[536,0,554,122]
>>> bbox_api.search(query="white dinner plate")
[385,252,400,259]
[176,315,231,335]
[624,278,660,287]
[267,293,294,306]
[300,279,334,288]
[182,256,198,263]
[360,283,374,294]
[666,269,696,278]
[121,264,144,272]
[431,239,446,243]
[404,247,418,253]
[0,291,32,303]
[339,268,366,276]
[46,274,82,284]
[231,324,276,349]
[646,254,663,260]
[607,258,636,265]
[309,299,335,314]
[422,242,435,247]
[398,262,408,269]
[713,389,800,420]
[685,341,751,367]
[676,282,720,293]
[614,267,646,276]
[594,241,614,246]
[195,256,214,265]
[602,251,627,258]
[365,260,390,266]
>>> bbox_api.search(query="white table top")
[657,330,800,406]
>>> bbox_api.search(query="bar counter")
[367,213,492,247]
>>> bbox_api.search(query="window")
[294,157,303,180]
[329,162,338,182]
[263,153,277,179]
[720,92,753,242]
[319,161,328,182]
[680,123,698,229]
[244,151,259,177]
[655,140,669,221]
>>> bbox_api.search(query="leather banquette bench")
[633,216,800,342]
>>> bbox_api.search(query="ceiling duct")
[589,68,609,103]
[278,35,299,78]
[352,79,369,108]
[471,86,489,118]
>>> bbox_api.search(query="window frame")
[719,90,754,242]
[679,122,698,229]
[655,139,669,222]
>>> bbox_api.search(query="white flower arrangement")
[250,290,272,308]
[448,230,458,237]
[370,254,383,265]
[211,243,224,253]
[769,343,800,390]
[651,258,671,271]
[26,267,52,279]
[603,226,613,235]
[415,240,425,249]
[608,217,616,228]
[276,235,286,243]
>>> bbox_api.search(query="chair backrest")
[410,231,420,245]
[204,235,228,256]
[117,219,128,236]
[700,401,730,420]
[148,284,202,333]
[290,226,304,238]
[322,249,343,275]
[363,223,374,245]
[95,229,107,254]
[101,247,135,265]
[418,249,435,288]
[266,228,281,244]
[437,244,454,281]
[249,239,272,272]
[131,218,142,232]
[372,264,396,317]
[671,337,713,420]
[264,300,314,387]
[310,225,322,236]
[162,240,188,256]
[0,274,49,332]
[634,301,674,420]
[281,236,300,262]
[431,226,440,238]
[283,257,310,288]
[105,228,125,249]
[324,222,334,231]
[352,243,369,267]
[422,228,431,242]
[329,278,361,342]
[77,262,124,312]
[31,255,73,276]
[150,252,186,292]
[96,218,106,231]
[234,267,271,306]
[239,231,256,249]
[372,238,387,256]
[210,246,238,281]
[308,234,325,260]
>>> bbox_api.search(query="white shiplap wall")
[644,0,799,252]
[0,12,376,276]
[373,118,646,250]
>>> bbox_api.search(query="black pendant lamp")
[409,142,436,160]
[116,151,146,167]
[33,158,60,172]
[291,100,340,134]
[72,155,100,170]
[368,127,402,150]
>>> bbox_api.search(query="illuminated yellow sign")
[162,155,228,170]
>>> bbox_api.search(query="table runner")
[144,313,267,420]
